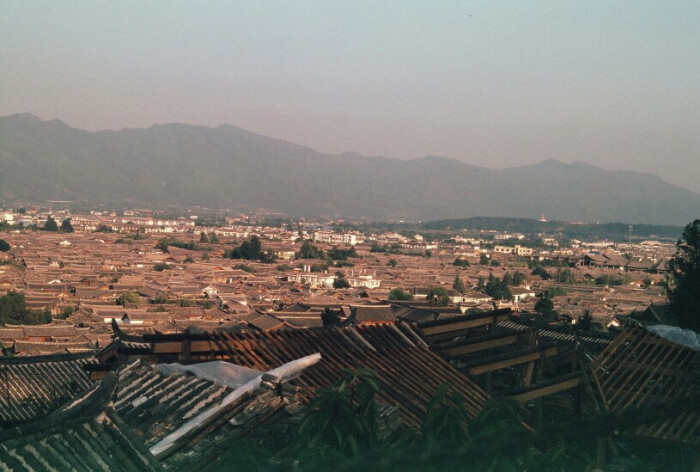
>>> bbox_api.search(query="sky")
[2,1,699,192]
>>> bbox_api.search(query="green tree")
[44,216,58,231]
[116,291,140,306]
[480,253,489,265]
[0,291,51,325]
[554,268,575,284]
[502,272,513,287]
[576,310,592,331]
[388,288,413,301]
[228,235,263,260]
[298,241,324,259]
[333,277,351,289]
[667,219,700,331]
[60,218,74,233]
[531,265,552,280]
[294,369,381,458]
[153,262,171,271]
[200,231,208,243]
[321,307,341,326]
[453,257,470,267]
[427,286,449,306]
[535,297,557,320]
[387,258,398,268]
[453,275,466,294]
[485,274,512,300]
[512,271,525,286]
[0,239,10,252]
[209,232,220,244]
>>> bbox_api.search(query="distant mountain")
[1,113,698,225]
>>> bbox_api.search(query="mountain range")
[0,113,698,226]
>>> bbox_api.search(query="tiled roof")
[0,376,161,471]
[114,323,490,427]
[0,352,97,427]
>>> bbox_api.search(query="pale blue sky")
[2,1,699,191]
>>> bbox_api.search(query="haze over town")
[2,1,700,192]
[1,2,699,471]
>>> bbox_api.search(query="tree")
[298,241,324,259]
[576,310,592,331]
[453,275,466,294]
[453,257,470,267]
[0,291,51,325]
[294,369,381,457]
[333,277,351,289]
[388,288,413,301]
[200,232,208,243]
[387,259,398,268]
[427,286,449,307]
[512,271,525,286]
[321,307,341,326]
[228,235,265,260]
[485,275,512,301]
[153,262,171,271]
[480,253,489,265]
[554,268,575,284]
[209,232,220,244]
[667,219,700,331]
[531,266,551,280]
[60,218,74,233]
[535,297,557,320]
[116,291,140,306]
[0,239,10,252]
[44,216,58,231]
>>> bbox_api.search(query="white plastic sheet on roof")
[158,361,262,390]
[149,353,322,458]
[646,325,700,352]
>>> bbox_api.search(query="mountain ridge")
[0,114,698,225]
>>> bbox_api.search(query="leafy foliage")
[329,247,358,261]
[0,291,51,325]
[427,286,449,306]
[531,265,552,280]
[43,216,58,231]
[60,218,74,233]
[294,369,381,458]
[453,257,470,267]
[668,219,700,331]
[484,274,512,300]
[116,291,140,306]
[388,288,413,301]
[554,268,575,284]
[333,277,351,289]
[452,275,466,294]
[156,237,200,252]
[153,262,171,271]
[321,307,341,326]
[595,274,631,286]
[535,297,557,320]
[234,263,254,273]
[297,241,324,259]
[420,385,470,448]
[227,236,275,262]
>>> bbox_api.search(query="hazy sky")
[2,1,699,192]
